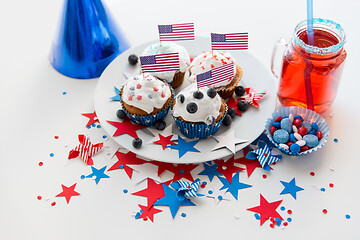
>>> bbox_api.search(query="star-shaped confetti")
[198,163,222,182]
[226,96,242,116]
[110,86,121,101]
[138,204,162,222]
[219,171,252,200]
[154,134,176,150]
[108,151,146,179]
[107,118,146,138]
[246,142,282,171]
[247,194,283,225]
[212,129,248,154]
[85,166,110,184]
[68,134,103,165]
[146,124,178,144]
[81,111,99,127]
[55,183,80,203]
[280,177,304,200]
[235,147,263,177]
[132,179,165,207]
[250,132,276,149]
[206,183,231,204]
[128,163,161,184]
[154,184,195,219]
[216,156,245,183]
[167,136,200,158]
[239,87,267,108]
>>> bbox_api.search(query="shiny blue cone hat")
[50,0,130,79]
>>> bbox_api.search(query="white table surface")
[1,0,359,239]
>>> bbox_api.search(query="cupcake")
[120,74,174,126]
[172,83,227,139]
[186,51,243,99]
[142,42,190,89]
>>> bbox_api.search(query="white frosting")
[186,51,237,88]
[141,42,190,82]
[122,74,172,114]
[173,83,221,123]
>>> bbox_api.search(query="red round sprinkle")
[270,224,275,228]
[300,146,309,152]
[270,126,276,135]
[323,209,327,214]
[293,118,302,127]
[287,210,292,214]
[262,174,267,179]
[54,136,59,139]
[37,196,42,200]
[51,202,56,206]
[283,222,288,226]
[316,131,323,140]
[143,216,148,221]
[38,162,43,166]
[298,127,308,136]
[275,116,283,122]
[329,183,334,188]
[270,217,275,222]
[310,172,315,176]
[201,184,206,188]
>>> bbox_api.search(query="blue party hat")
[50,0,130,79]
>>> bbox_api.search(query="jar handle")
[271,38,288,79]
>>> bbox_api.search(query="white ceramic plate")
[94,37,276,164]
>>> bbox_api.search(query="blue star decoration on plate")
[154,183,196,218]
[198,162,222,182]
[246,141,282,171]
[110,86,121,101]
[167,136,200,158]
[85,166,110,184]
[280,177,304,200]
[219,171,252,200]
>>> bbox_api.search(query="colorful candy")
[273,129,289,144]
[298,127,308,136]
[280,118,292,133]
[303,134,319,148]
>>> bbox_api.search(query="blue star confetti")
[167,136,200,158]
[198,163,222,182]
[110,86,121,101]
[86,166,110,184]
[154,183,196,218]
[280,177,304,200]
[246,141,282,171]
[219,171,252,200]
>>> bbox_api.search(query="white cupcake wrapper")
[265,106,329,156]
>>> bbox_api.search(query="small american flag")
[158,23,195,41]
[211,33,248,50]
[196,63,235,88]
[140,53,180,73]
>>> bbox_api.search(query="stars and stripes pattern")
[196,63,235,88]
[68,134,103,165]
[252,144,281,169]
[176,179,201,198]
[211,32,248,50]
[140,53,180,73]
[158,23,195,41]
[240,87,267,108]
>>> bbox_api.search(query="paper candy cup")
[172,101,228,139]
[120,86,175,126]
[265,106,330,156]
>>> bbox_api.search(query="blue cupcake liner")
[120,86,175,126]
[172,102,228,139]
[265,106,329,156]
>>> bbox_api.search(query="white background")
[0,0,359,239]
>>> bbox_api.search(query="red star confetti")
[153,134,176,150]
[138,204,162,222]
[81,111,99,127]
[150,161,174,176]
[247,194,283,226]
[55,183,80,204]
[216,156,245,183]
[226,96,242,116]
[68,134,103,165]
[239,87,267,108]
[108,151,146,179]
[168,164,198,182]
[132,179,165,207]
[107,118,146,138]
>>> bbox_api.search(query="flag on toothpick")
[211,33,248,50]
[196,63,235,88]
[140,53,180,73]
[158,23,195,41]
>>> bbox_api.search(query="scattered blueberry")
[178,94,185,103]
[132,138,142,148]
[193,91,204,99]
[228,108,237,118]
[273,129,290,144]
[222,114,232,126]
[186,102,198,114]
[116,109,127,119]
[237,100,249,112]
[128,54,138,65]
[235,86,246,97]
[207,88,217,98]
[154,120,166,131]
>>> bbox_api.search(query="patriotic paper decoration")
[240,87,267,108]
[68,134,103,165]
[140,53,180,73]
[196,63,235,88]
[246,142,282,171]
[211,33,248,50]
[170,179,203,200]
[158,23,195,41]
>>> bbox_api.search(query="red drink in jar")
[276,19,346,113]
